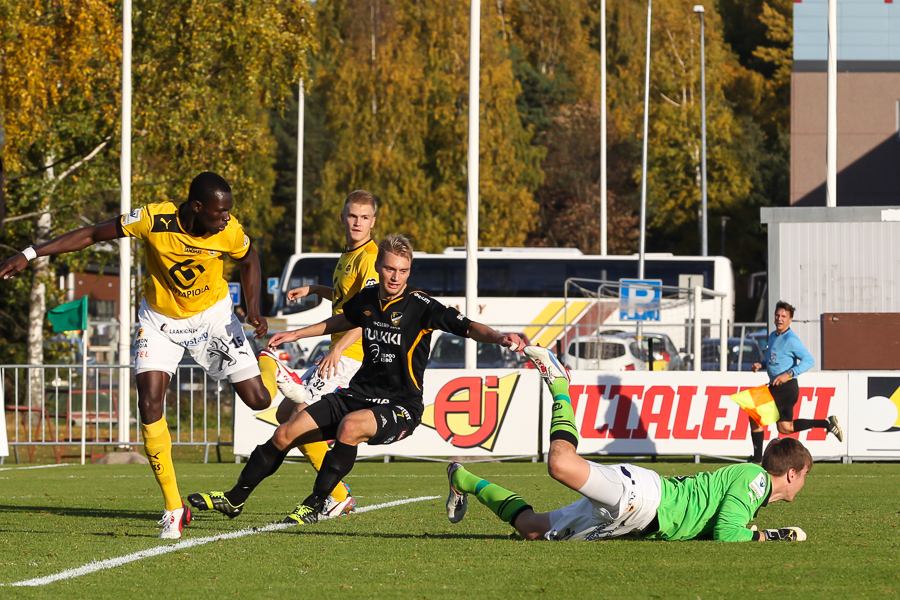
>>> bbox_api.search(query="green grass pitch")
[0,458,897,599]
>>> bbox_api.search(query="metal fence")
[1,363,235,464]
[3,318,774,464]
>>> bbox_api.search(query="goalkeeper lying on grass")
[445,346,811,543]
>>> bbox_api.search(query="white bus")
[269,248,734,361]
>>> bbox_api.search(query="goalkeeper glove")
[760,526,807,541]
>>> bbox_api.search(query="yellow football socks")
[258,353,279,400]
[299,441,349,501]
[142,418,181,511]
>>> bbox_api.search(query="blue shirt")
[760,329,814,382]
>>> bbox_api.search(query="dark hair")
[189,172,232,205]
[343,190,378,215]
[761,437,812,477]
[376,234,413,265]
[775,300,796,318]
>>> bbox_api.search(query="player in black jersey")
[189,234,526,524]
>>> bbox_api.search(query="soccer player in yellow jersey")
[247,190,379,518]
[0,172,276,539]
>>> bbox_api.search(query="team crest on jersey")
[390,312,403,327]
[122,207,144,226]
[364,310,372,316]
[345,264,352,274]
[364,278,377,288]
[749,473,768,499]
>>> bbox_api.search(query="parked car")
[255,331,307,369]
[426,333,522,369]
[563,334,648,371]
[611,331,686,371]
[748,329,770,352]
[303,339,333,368]
[700,337,764,371]
[512,333,536,369]
[44,334,97,366]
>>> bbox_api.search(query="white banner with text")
[233,369,900,460]
[234,370,542,458]
[542,371,849,459]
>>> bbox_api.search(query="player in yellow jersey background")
[0,172,277,539]
[250,190,378,518]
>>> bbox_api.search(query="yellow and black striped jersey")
[117,202,251,318]
[330,239,379,361]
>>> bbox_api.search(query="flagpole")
[118,0,133,452]
[81,324,88,465]
[45,296,91,464]
[80,295,88,465]
[464,0,481,369]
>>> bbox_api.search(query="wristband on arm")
[22,246,37,261]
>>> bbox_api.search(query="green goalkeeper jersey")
[646,463,770,542]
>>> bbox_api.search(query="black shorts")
[304,388,421,445]
[769,378,799,422]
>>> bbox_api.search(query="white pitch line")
[0,463,69,473]
[3,495,440,588]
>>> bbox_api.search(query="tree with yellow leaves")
[0,0,315,364]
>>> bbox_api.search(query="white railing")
[1,363,234,464]
[562,278,762,371]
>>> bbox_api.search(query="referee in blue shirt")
[748,300,843,462]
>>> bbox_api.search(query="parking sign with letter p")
[619,279,662,321]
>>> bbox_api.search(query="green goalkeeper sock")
[452,466,531,525]
[549,379,579,447]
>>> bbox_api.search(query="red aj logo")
[421,373,519,450]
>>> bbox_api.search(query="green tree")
[604,0,758,259]
[752,1,792,140]
[504,0,640,254]
[306,0,542,254]
[527,101,639,254]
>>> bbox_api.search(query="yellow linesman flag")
[730,385,780,427]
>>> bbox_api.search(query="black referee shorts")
[769,378,799,422]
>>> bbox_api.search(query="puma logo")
[152,214,180,233]
[146,451,164,473]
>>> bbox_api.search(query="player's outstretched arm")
[316,327,363,379]
[267,314,355,349]
[287,284,334,302]
[0,217,121,280]
[236,245,267,338]
[466,322,526,352]
[750,525,807,542]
